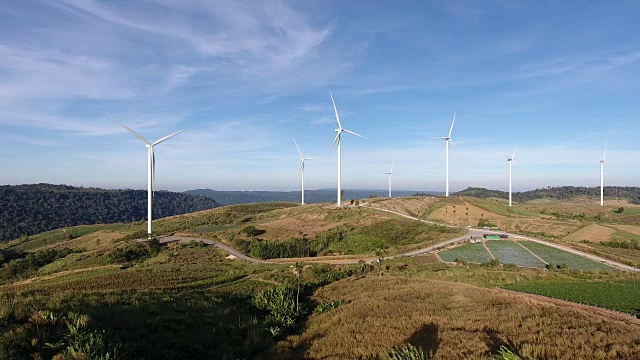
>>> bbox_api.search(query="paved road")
[154,207,639,272]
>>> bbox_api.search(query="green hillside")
[0,184,219,242]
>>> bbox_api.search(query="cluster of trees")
[455,186,640,205]
[0,248,75,282]
[0,183,219,241]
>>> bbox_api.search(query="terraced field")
[437,243,493,263]
[519,241,614,271]
[485,240,546,268]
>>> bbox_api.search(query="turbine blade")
[153,129,186,146]
[512,145,519,160]
[390,163,394,173]
[329,88,343,129]
[448,111,456,138]
[343,129,367,139]
[293,138,303,159]
[109,115,151,145]
[326,132,340,158]
[603,143,607,161]
[298,160,304,173]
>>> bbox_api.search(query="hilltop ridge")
[0,184,219,241]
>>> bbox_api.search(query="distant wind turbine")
[293,138,315,205]
[112,116,185,239]
[436,112,456,197]
[506,145,518,207]
[384,164,394,198]
[600,143,607,206]
[327,89,366,207]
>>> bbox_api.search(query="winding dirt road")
[157,206,639,272]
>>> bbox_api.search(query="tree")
[291,262,304,312]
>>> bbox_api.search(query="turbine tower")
[506,146,518,207]
[327,90,366,207]
[600,144,607,206]
[114,117,185,239]
[437,112,456,196]
[384,164,394,198]
[293,138,315,205]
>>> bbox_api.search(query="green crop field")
[518,241,614,271]
[506,280,640,316]
[485,240,546,268]
[437,243,493,263]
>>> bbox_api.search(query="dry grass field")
[563,224,617,243]
[270,276,640,360]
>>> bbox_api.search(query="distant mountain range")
[0,184,219,241]
[184,189,442,205]
[454,186,640,205]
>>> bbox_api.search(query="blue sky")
[1,0,639,192]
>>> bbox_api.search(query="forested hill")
[455,186,640,204]
[184,189,439,205]
[0,184,219,241]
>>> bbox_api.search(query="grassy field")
[518,241,614,271]
[270,276,640,360]
[506,280,640,317]
[437,243,493,264]
[2,198,640,359]
[484,240,546,268]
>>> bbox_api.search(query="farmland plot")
[506,280,640,316]
[519,241,614,271]
[438,243,493,263]
[485,240,546,268]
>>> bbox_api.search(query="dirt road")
[155,206,638,272]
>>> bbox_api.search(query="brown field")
[254,205,393,241]
[368,196,441,217]
[425,200,582,237]
[612,225,640,236]
[563,224,617,243]
[270,276,640,360]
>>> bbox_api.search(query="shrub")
[483,259,502,268]
[315,300,347,314]
[107,241,160,264]
[242,226,265,237]
[387,343,428,360]
[252,286,300,329]
[249,238,312,259]
[454,257,467,265]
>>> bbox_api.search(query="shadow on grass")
[58,291,275,360]
[406,322,440,358]
[483,327,522,358]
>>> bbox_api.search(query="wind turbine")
[506,146,518,207]
[600,143,607,206]
[113,116,185,239]
[437,112,456,197]
[327,90,366,207]
[384,164,394,198]
[293,138,315,205]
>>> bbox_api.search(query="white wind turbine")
[293,138,315,205]
[600,143,607,207]
[113,117,185,239]
[436,112,456,197]
[384,164,394,198]
[327,90,366,207]
[506,145,518,207]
